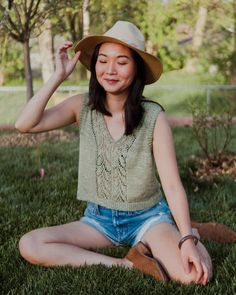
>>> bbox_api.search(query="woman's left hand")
[196,241,213,283]
[180,239,212,285]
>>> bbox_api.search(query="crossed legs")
[18,221,131,268]
[19,221,212,285]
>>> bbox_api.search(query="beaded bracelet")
[178,234,199,250]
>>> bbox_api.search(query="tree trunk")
[0,35,7,86]
[38,19,54,83]
[83,0,90,37]
[0,68,4,85]
[23,40,34,100]
[230,0,236,84]
[185,6,208,73]
[83,0,90,80]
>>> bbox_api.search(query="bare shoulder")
[153,110,172,141]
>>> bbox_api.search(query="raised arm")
[15,41,82,133]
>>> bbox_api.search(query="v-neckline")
[101,113,126,144]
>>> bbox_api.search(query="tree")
[51,0,88,80]
[140,0,183,71]
[38,19,54,83]
[231,0,236,83]
[184,5,208,73]
[0,33,7,85]
[89,0,147,33]
[175,0,234,80]
[0,0,60,100]
[51,0,84,42]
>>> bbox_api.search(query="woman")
[16,21,213,285]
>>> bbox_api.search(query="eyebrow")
[98,53,130,59]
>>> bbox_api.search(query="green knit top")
[76,93,164,211]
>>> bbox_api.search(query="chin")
[107,89,128,96]
[102,86,124,94]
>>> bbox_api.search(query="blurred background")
[0,0,236,125]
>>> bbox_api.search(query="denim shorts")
[79,197,175,247]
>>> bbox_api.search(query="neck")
[105,92,128,114]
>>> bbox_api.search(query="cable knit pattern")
[77,93,164,211]
[92,110,137,202]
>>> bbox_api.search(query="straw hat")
[74,20,163,85]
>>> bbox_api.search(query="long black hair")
[88,43,146,135]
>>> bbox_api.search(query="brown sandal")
[125,241,170,281]
[191,221,236,243]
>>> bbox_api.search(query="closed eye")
[98,60,127,65]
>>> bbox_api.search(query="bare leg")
[140,223,213,285]
[19,221,132,268]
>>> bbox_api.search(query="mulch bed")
[189,153,236,182]
[0,130,78,147]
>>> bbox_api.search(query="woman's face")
[95,42,136,96]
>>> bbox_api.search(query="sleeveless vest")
[76,94,165,211]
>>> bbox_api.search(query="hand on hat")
[55,41,81,81]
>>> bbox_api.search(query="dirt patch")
[189,153,236,182]
[0,130,78,147]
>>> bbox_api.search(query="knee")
[18,230,42,265]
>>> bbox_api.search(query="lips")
[105,79,119,85]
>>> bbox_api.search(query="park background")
[0,0,236,294]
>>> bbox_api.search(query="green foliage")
[188,92,235,163]
[140,0,185,71]
[198,1,234,81]
[0,0,235,83]
[50,0,84,42]
[175,0,235,80]
[89,0,147,33]
[0,35,25,82]
[0,0,62,40]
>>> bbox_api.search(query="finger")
[62,40,73,48]
[193,260,203,283]
[58,42,73,53]
[182,255,190,274]
[204,255,212,280]
[64,40,73,46]
[67,51,81,70]
[201,262,209,285]
[208,259,213,281]
[72,50,81,63]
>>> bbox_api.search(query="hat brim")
[74,36,163,85]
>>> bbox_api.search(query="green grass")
[1,72,234,124]
[0,126,236,294]
[144,70,206,116]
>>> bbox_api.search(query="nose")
[106,61,117,75]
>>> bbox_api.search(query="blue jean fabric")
[80,197,175,247]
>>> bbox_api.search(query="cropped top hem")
[77,190,163,211]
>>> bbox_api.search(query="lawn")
[0,125,236,294]
[1,71,231,125]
